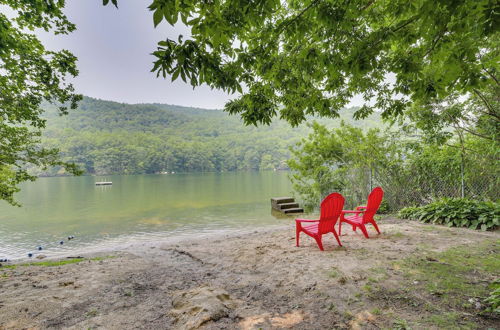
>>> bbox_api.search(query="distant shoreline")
[35,168,292,178]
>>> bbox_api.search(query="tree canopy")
[37,97,382,176]
[146,0,499,126]
[0,0,81,205]
[288,122,499,211]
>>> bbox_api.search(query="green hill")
[38,97,384,176]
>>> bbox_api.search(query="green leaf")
[153,9,163,27]
[171,68,180,81]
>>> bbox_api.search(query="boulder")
[168,286,237,329]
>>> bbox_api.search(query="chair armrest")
[341,210,364,214]
[356,206,367,211]
[295,219,319,223]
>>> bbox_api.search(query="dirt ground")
[0,217,498,329]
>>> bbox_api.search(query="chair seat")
[302,224,319,234]
[342,214,363,224]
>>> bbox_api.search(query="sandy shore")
[0,217,498,329]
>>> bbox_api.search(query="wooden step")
[271,197,295,210]
[271,197,295,205]
[278,202,299,210]
[271,197,303,214]
[283,207,304,214]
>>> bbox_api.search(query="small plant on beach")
[398,198,499,230]
[86,309,98,317]
[392,319,411,330]
[327,303,337,312]
[328,268,340,278]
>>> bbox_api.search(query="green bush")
[484,279,500,315]
[398,198,499,231]
[377,199,391,214]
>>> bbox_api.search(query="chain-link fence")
[334,165,499,212]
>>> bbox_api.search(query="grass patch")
[328,267,340,278]
[423,312,475,329]
[352,247,371,259]
[387,231,406,239]
[362,284,374,293]
[365,240,499,328]
[1,256,115,269]
[397,240,500,306]
[367,266,389,282]
[23,258,86,267]
[392,318,412,330]
[388,239,500,328]
[415,243,433,251]
[327,303,337,312]
[86,309,98,317]
[368,286,421,308]
[342,311,354,320]
[91,256,115,262]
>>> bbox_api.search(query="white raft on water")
[95,181,112,186]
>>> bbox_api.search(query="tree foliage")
[144,0,499,126]
[288,122,401,208]
[288,122,499,210]
[0,0,82,205]
[36,97,382,176]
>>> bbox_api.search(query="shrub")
[377,199,391,214]
[398,198,499,231]
[484,279,500,315]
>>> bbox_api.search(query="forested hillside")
[37,97,383,176]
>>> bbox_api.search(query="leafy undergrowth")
[484,279,500,314]
[363,240,500,329]
[399,198,499,231]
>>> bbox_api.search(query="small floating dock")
[95,181,112,186]
[271,197,304,214]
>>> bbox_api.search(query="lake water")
[0,172,299,260]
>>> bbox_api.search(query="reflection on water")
[0,172,299,259]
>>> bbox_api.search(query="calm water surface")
[0,172,298,260]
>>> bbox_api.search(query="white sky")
[35,0,364,109]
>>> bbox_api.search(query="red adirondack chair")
[339,187,384,238]
[295,192,345,251]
